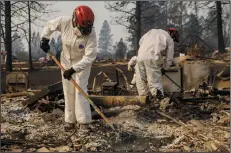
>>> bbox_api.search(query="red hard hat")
[72,6,95,35]
[168,28,179,42]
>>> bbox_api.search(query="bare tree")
[105,1,185,53]
[1,2,57,41]
[28,1,33,69]
[105,1,139,52]
[222,5,230,46]
[135,1,141,52]
[216,1,225,53]
[5,1,12,71]
[1,1,57,70]
[188,1,229,51]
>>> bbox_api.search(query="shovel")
[47,51,115,130]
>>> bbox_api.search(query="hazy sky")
[33,1,129,45]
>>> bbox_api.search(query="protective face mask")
[73,27,82,37]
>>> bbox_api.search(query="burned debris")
[1,54,230,152]
[1,0,230,152]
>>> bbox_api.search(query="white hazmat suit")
[136,29,174,96]
[41,16,97,124]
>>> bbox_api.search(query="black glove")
[161,68,166,75]
[63,68,76,80]
[40,37,50,53]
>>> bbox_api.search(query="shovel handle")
[48,52,115,130]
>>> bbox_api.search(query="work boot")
[156,89,164,100]
[147,92,160,109]
[78,123,91,135]
[147,92,155,104]
[64,122,75,132]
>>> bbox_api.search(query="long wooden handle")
[49,53,115,130]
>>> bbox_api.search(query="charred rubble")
[1,56,230,152]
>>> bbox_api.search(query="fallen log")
[90,96,147,108]
[1,91,28,98]
[57,96,148,108]
[1,91,39,98]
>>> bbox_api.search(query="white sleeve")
[41,16,69,39]
[139,35,145,46]
[72,30,97,72]
[128,56,137,66]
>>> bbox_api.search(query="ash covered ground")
[1,96,230,152]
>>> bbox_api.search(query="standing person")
[40,6,97,133]
[135,28,179,99]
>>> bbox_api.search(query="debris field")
[1,55,230,152]
[1,94,230,152]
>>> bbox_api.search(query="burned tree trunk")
[216,1,225,53]
[135,1,141,54]
[28,1,33,70]
[90,96,147,108]
[5,1,12,71]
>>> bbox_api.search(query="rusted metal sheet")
[6,72,29,92]
[162,66,182,93]
[101,82,118,95]
[211,61,230,89]
[183,60,211,91]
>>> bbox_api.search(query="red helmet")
[168,28,179,42]
[72,6,94,35]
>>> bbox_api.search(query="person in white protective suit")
[40,6,97,133]
[135,28,179,99]
[127,56,137,86]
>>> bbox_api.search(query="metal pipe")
[164,73,184,91]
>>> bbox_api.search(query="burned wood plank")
[22,88,49,107]
[1,90,41,98]
[156,111,187,127]
[22,81,63,107]
[182,96,219,102]
[1,91,31,98]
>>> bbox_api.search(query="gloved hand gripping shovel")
[47,51,115,130]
